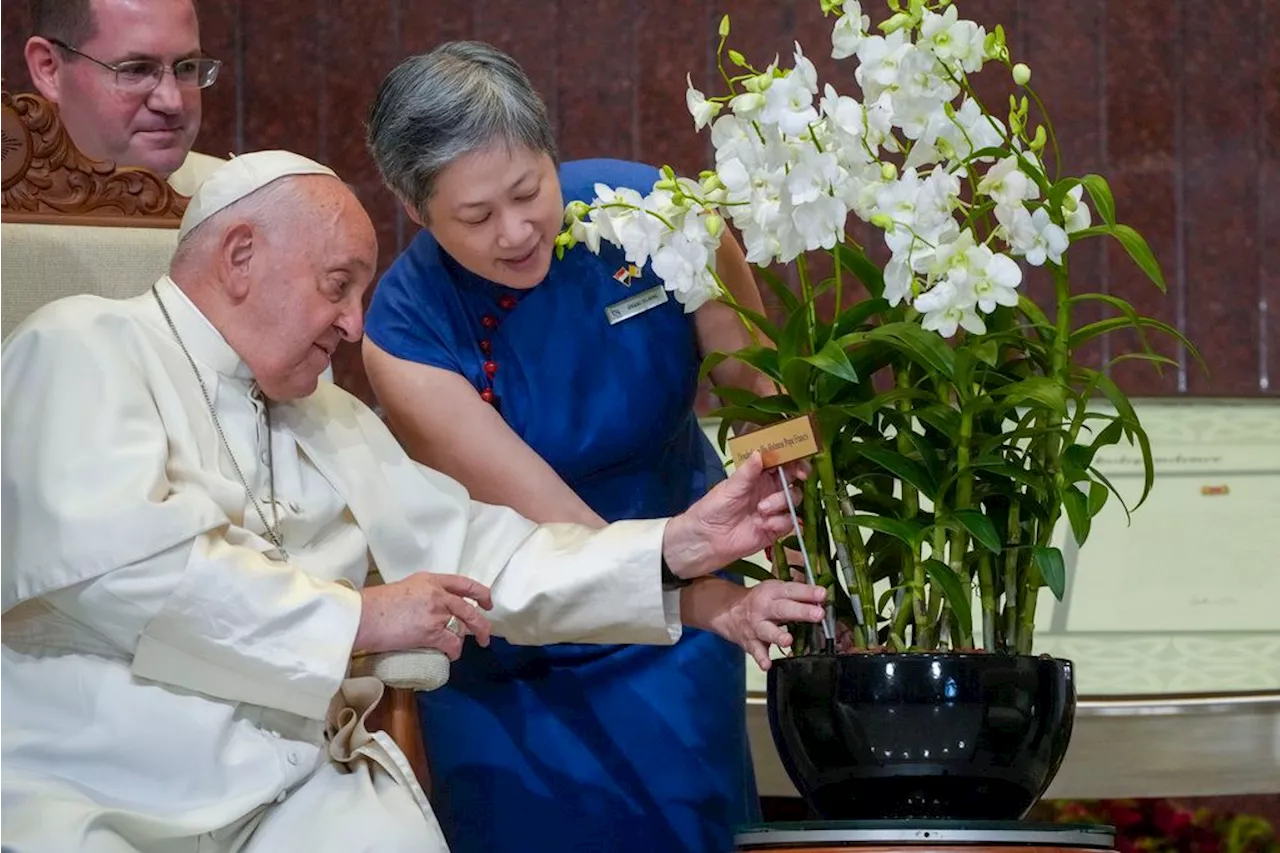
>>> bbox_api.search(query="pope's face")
[30,0,204,177]
[241,180,378,401]
[418,143,564,289]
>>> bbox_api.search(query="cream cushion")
[1,223,178,338]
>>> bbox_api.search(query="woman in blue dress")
[362,42,786,853]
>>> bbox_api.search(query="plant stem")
[1019,259,1074,653]
[1002,498,1022,652]
[833,240,843,321]
[920,524,948,650]
[949,407,977,649]
[796,252,819,352]
[800,475,833,651]
[890,587,914,652]
[977,553,996,650]
[894,365,929,644]
[818,454,875,645]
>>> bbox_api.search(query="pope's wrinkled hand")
[355,573,494,659]
[660,451,803,582]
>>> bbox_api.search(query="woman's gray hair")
[366,41,558,217]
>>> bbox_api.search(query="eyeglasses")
[49,38,221,93]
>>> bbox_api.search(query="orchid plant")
[556,0,1198,654]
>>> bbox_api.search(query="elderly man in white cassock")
[0,151,828,853]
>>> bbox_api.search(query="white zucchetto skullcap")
[178,150,338,240]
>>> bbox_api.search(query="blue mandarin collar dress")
[364,158,758,853]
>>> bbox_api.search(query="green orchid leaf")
[922,558,974,635]
[953,509,1002,552]
[867,322,957,380]
[1016,294,1055,333]
[850,514,926,548]
[722,558,777,583]
[832,298,892,337]
[757,266,800,314]
[1089,465,1132,524]
[989,376,1069,412]
[1063,484,1091,546]
[699,347,780,384]
[1079,174,1116,226]
[778,302,815,364]
[802,338,861,384]
[1033,545,1067,600]
[1111,224,1166,292]
[1088,480,1110,517]
[1091,373,1154,508]
[833,243,886,299]
[858,444,940,496]
[712,387,799,415]
[781,358,813,410]
[724,303,781,344]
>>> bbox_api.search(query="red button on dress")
[479,340,492,355]
[481,314,499,330]
[480,388,496,403]
[483,360,498,377]
[498,295,518,311]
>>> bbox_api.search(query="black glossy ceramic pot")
[767,652,1076,820]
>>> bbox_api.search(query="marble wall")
[5,0,1277,404]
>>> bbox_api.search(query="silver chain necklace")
[152,286,288,559]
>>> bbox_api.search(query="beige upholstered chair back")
[2,224,180,338]
[1,89,188,339]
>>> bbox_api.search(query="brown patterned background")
[4,0,1277,404]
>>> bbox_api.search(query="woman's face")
[418,143,564,289]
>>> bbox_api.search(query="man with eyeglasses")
[23,0,223,195]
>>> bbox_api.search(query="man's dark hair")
[29,0,97,45]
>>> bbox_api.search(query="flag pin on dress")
[612,264,642,287]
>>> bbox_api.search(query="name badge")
[605,285,668,325]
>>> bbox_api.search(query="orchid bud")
[1012,63,1031,86]
[728,49,748,68]
[565,200,589,221]
[880,11,912,33]
[700,172,724,193]
[880,162,898,181]
[731,92,766,113]
[743,73,773,93]
[1029,125,1047,151]
[554,231,576,252]
[1062,191,1079,213]
[870,213,895,231]
[984,25,1008,61]
[705,213,725,238]
[820,0,844,14]
[719,14,730,38]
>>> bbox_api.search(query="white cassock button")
[287,751,299,766]
[288,501,301,513]
[260,451,270,465]
[276,791,288,804]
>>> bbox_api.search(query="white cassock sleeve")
[2,306,360,721]
[304,393,685,649]
[460,505,682,647]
